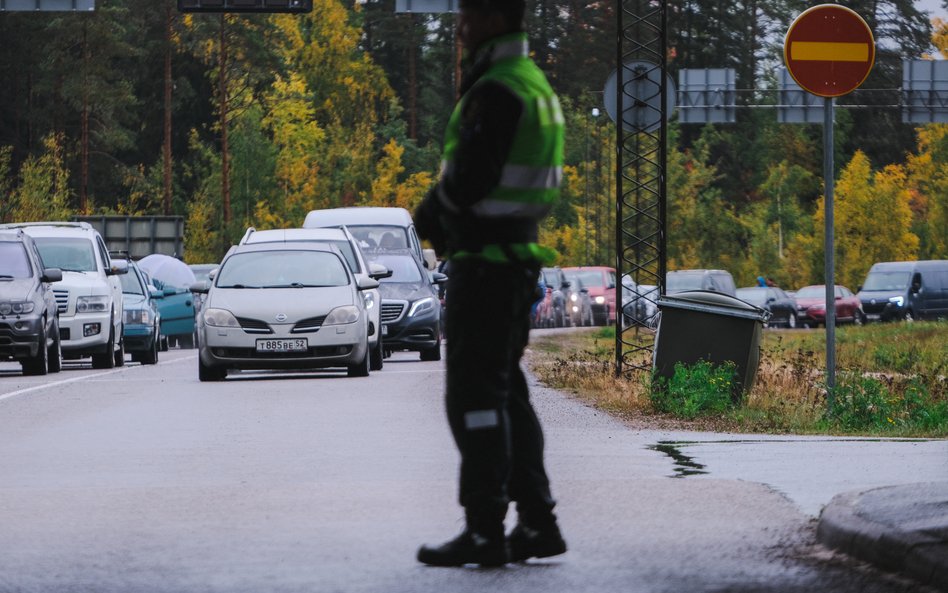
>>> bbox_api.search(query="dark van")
[857,260,948,322]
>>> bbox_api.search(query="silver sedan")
[193,243,378,381]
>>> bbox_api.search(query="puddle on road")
[647,437,933,479]
[648,442,708,478]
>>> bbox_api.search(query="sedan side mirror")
[190,281,210,294]
[431,272,448,285]
[108,259,129,276]
[356,277,380,291]
[368,263,393,280]
[149,288,164,299]
[41,268,63,283]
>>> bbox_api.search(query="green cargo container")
[654,290,770,396]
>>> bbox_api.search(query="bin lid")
[657,290,770,321]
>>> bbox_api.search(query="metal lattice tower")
[615,0,668,376]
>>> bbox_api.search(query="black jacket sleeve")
[414,80,524,256]
[440,81,523,210]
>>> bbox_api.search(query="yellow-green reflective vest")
[442,33,564,264]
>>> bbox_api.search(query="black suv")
[0,230,63,375]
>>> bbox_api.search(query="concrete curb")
[817,487,948,592]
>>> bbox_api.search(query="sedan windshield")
[574,270,606,288]
[736,287,768,306]
[217,251,349,288]
[667,273,704,292]
[795,286,825,299]
[861,271,911,291]
[33,237,97,272]
[369,254,422,283]
[120,267,145,295]
[0,243,32,279]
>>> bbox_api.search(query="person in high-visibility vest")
[414,0,566,567]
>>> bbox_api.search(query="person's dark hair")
[459,0,525,30]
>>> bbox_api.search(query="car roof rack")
[0,221,93,230]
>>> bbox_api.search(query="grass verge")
[526,323,948,437]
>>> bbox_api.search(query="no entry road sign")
[784,4,875,98]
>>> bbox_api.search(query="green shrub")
[651,360,739,419]
[826,374,948,433]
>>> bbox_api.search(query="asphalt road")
[0,347,944,593]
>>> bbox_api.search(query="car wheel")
[420,340,442,362]
[47,322,62,373]
[114,335,125,367]
[904,309,915,322]
[348,347,370,377]
[91,327,116,369]
[141,331,159,365]
[370,340,384,371]
[853,311,864,326]
[160,335,169,352]
[198,357,226,381]
[22,325,49,376]
[787,313,797,329]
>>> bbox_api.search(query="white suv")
[0,222,128,368]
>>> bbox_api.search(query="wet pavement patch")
[648,441,708,478]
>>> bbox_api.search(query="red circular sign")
[784,4,875,98]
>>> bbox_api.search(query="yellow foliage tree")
[9,134,72,222]
[810,151,919,289]
[366,139,432,211]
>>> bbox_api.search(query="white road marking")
[0,353,196,403]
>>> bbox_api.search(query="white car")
[0,222,128,368]
[238,226,390,371]
[193,242,378,381]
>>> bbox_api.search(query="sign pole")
[823,97,836,401]
[784,3,875,408]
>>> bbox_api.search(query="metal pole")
[585,115,589,264]
[823,97,836,401]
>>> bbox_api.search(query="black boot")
[417,528,509,567]
[507,521,567,562]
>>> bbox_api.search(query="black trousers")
[444,258,555,526]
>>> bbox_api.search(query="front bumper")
[123,323,157,353]
[379,301,439,352]
[58,311,113,354]
[199,321,367,371]
[0,315,44,361]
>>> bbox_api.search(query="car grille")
[235,317,273,334]
[53,289,69,314]
[292,316,327,334]
[862,301,887,315]
[380,302,405,323]
[211,346,352,359]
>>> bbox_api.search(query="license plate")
[255,338,308,353]
[381,324,389,336]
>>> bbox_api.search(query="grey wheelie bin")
[653,290,770,397]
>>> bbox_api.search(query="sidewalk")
[818,482,948,591]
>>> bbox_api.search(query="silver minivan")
[303,207,426,266]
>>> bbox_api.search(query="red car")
[561,266,617,325]
[793,284,866,327]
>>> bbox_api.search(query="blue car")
[118,260,161,365]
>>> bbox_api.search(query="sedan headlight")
[888,296,904,307]
[570,293,578,302]
[0,301,35,315]
[124,309,152,325]
[408,297,436,318]
[595,296,606,305]
[204,308,240,328]
[324,305,360,326]
[77,295,110,313]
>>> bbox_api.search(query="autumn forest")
[0,0,946,290]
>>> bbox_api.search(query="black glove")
[414,187,447,257]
